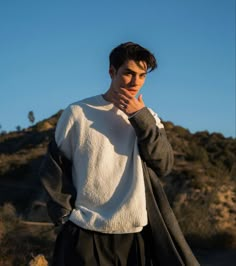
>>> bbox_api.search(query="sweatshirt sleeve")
[129,107,174,177]
[55,105,75,161]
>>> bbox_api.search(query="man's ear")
[109,66,116,78]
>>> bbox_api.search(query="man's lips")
[120,87,139,96]
[128,89,139,95]
[124,86,139,93]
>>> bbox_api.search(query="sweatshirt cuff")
[129,107,157,132]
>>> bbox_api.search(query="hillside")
[0,110,236,250]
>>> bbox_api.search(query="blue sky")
[0,0,235,137]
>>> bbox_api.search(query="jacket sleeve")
[129,107,174,177]
[39,139,76,225]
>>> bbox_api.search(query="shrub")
[0,203,19,237]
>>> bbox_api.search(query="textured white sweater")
[55,95,150,233]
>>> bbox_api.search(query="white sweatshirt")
[55,95,148,233]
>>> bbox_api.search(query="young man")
[40,42,199,265]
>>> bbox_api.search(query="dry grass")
[0,203,55,266]
[171,181,236,249]
[29,254,48,266]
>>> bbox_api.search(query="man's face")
[109,60,147,96]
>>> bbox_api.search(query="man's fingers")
[112,90,131,104]
[110,89,145,115]
[138,94,143,103]
[118,88,133,98]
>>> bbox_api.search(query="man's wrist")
[128,108,144,118]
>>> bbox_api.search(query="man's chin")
[129,91,138,96]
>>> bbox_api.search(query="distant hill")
[0,110,235,249]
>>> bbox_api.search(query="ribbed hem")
[68,209,144,234]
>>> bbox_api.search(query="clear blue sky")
[0,0,235,137]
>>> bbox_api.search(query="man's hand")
[111,88,145,115]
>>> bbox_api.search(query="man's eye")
[124,72,132,76]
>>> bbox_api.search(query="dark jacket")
[40,107,200,266]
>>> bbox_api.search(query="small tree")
[28,111,35,125]
[16,125,21,131]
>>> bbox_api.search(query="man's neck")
[102,88,113,103]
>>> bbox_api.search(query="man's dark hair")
[109,42,157,72]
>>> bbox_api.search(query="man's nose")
[131,75,138,86]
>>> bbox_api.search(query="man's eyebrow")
[124,68,147,74]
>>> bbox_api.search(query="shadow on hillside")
[0,155,48,217]
[194,248,236,266]
[0,185,42,216]
[0,128,54,154]
[0,154,46,179]
[187,232,236,250]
